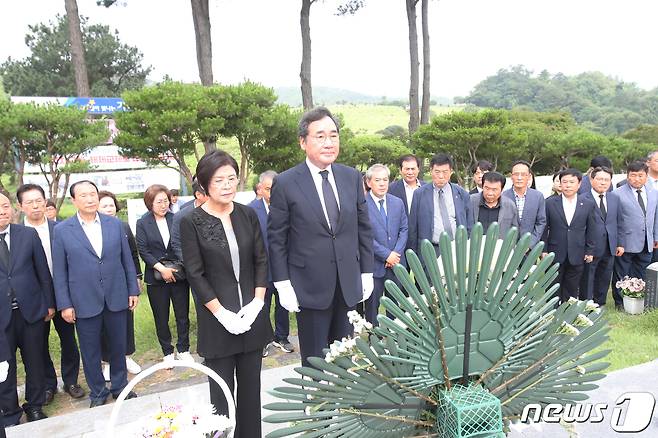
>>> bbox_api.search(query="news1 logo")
[521,392,656,432]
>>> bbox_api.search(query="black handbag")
[154,258,186,282]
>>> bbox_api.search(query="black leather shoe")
[25,408,48,422]
[64,384,85,399]
[89,396,108,408]
[44,388,56,405]
[113,390,138,400]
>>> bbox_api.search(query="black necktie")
[599,194,607,220]
[637,189,646,216]
[319,170,339,231]
[0,232,9,269]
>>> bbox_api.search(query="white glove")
[361,273,374,302]
[213,307,251,335]
[0,361,8,383]
[274,280,300,312]
[237,297,265,326]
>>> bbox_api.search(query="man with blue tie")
[0,191,54,425]
[579,167,625,305]
[268,107,374,367]
[503,160,546,249]
[541,169,599,302]
[612,161,658,308]
[408,153,471,256]
[248,170,294,356]
[52,181,140,408]
[364,164,408,326]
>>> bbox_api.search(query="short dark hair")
[298,106,340,138]
[590,166,613,179]
[511,160,532,172]
[170,189,179,196]
[627,160,648,174]
[430,153,453,169]
[482,171,506,188]
[471,160,494,174]
[16,183,46,204]
[46,200,56,209]
[559,168,583,182]
[98,190,121,212]
[191,176,206,198]
[143,184,172,211]
[398,154,421,169]
[590,155,612,169]
[69,180,99,198]
[195,150,240,192]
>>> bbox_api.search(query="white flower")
[305,406,312,416]
[573,314,594,327]
[557,322,580,337]
[567,297,579,305]
[584,300,601,314]
[575,365,586,375]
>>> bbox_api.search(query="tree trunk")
[191,0,214,86]
[420,0,430,125]
[177,148,194,187]
[64,0,90,97]
[406,0,420,134]
[57,173,71,210]
[300,0,314,110]
[238,140,249,191]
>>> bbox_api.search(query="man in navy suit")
[364,164,408,326]
[541,169,599,302]
[578,168,624,305]
[408,153,471,256]
[388,154,425,215]
[17,184,84,405]
[52,181,140,408]
[248,170,294,355]
[503,160,546,248]
[612,160,658,307]
[0,191,54,425]
[268,107,374,367]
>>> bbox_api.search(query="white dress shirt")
[591,188,607,212]
[155,216,170,248]
[403,179,421,214]
[369,191,387,215]
[262,198,270,215]
[78,213,103,258]
[306,158,340,229]
[562,195,578,226]
[24,217,53,275]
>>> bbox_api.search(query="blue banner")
[63,97,125,114]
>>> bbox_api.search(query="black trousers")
[296,283,354,368]
[43,311,80,390]
[580,246,614,305]
[101,309,136,361]
[204,349,262,438]
[263,283,290,343]
[365,270,399,327]
[0,309,46,427]
[146,282,190,356]
[555,259,585,303]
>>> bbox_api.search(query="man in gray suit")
[502,160,546,248]
[469,172,519,238]
[612,160,658,308]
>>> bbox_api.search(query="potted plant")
[616,276,645,315]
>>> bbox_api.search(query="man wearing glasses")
[268,107,373,367]
[408,153,471,256]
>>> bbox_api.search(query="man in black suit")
[17,184,84,405]
[388,154,425,215]
[468,160,494,195]
[0,191,54,425]
[541,169,599,303]
[268,107,374,367]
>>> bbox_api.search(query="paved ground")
[6,357,658,437]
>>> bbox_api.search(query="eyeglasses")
[309,133,339,144]
[211,176,238,187]
[153,199,170,206]
[22,199,45,206]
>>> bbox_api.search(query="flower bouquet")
[616,276,645,314]
[135,403,232,438]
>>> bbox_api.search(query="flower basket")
[105,360,235,438]
[616,276,645,315]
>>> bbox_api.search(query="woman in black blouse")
[180,150,271,438]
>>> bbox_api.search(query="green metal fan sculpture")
[264,223,610,437]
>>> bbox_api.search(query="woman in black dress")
[180,150,271,438]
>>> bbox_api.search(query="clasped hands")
[213,297,264,335]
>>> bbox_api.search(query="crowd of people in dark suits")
[0,106,656,437]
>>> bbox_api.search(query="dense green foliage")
[1,15,151,97]
[457,65,658,135]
